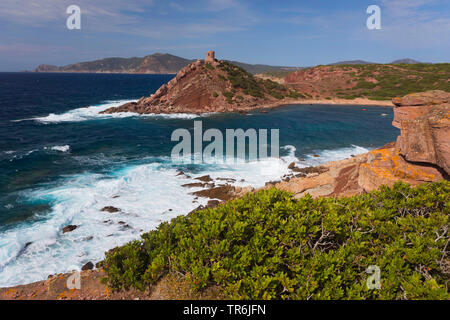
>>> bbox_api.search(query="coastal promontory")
[100,52,303,115]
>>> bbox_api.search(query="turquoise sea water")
[0,72,399,286]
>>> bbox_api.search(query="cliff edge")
[392,90,449,176]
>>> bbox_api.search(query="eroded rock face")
[392,90,450,175]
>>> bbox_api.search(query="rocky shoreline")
[1,90,448,300]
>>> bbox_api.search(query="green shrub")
[102,181,450,300]
[269,91,284,99]
[213,92,219,98]
[355,81,377,90]
[205,63,215,70]
[217,61,289,100]
[222,91,234,104]
[306,63,450,100]
[287,91,303,99]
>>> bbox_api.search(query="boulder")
[62,225,77,234]
[81,262,94,271]
[101,206,120,213]
[192,185,236,201]
[196,175,213,182]
[206,200,220,208]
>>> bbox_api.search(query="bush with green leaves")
[307,63,449,100]
[205,63,215,70]
[216,61,288,100]
[102,181,449,300]
[222,91,234,104]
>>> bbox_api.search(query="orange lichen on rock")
[358,148,442,192]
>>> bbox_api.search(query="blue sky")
[0,0,449,71]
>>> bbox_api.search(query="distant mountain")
[228,61,302,75]
[34,53,193,74]
[329,60,375,65]
[33,53,302,75]
[390,58,427,64]
[328,58,429,66]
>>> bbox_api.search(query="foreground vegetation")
[101,181,449,300]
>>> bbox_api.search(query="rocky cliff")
[392,90,450,176]
[270,90,449,198]
[101,54,302,114]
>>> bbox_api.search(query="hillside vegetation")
[217,61,303,103]
[101,181,449,300]
[284,63,450,100]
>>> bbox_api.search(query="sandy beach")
[260,97,394,111]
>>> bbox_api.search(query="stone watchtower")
[206,51,215,63]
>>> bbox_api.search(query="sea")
[0,72,399,287]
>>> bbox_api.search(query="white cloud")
[381,0,438,17]
[0,0,254,38]
[372,0,450,48]
[0,43,74,55]
[282,1,449,49]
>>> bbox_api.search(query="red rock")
[392,90,450,175]
[100,52,290,115]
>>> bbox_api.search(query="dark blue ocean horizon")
[0,72,399,287]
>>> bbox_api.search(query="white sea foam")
[50,145,70,153]
[0,164,206,287]
[0,144,369,287]
[6,149,38,162]
[298,145,370,167]
[13,100,211,124]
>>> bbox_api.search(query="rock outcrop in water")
[100,52,301,115]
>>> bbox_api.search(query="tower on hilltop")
[206,51,215,63]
